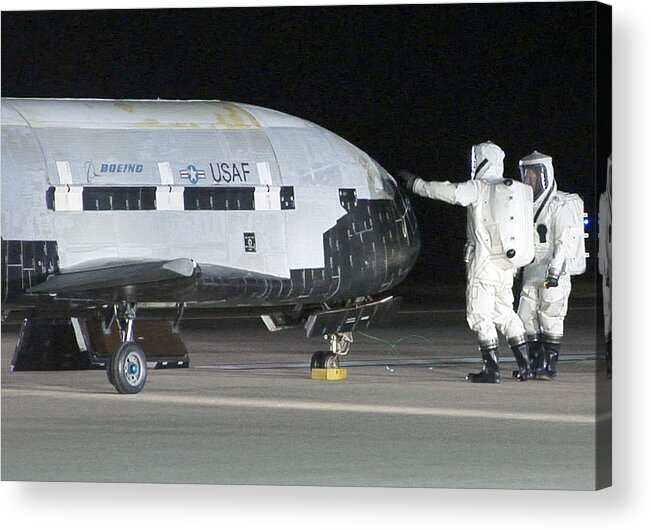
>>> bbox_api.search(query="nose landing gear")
[310,351,340,370]
[310,332,351,380]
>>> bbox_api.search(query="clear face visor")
[471,146,478,178]
[470,147,489,179]
[519,163,547,200]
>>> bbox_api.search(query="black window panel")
[338,188,357,212]
[280,186,295,210]
[184,187,255,211]
[82,187,157,211]
[46,187,56,211]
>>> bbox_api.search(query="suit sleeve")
[412,179,478,207]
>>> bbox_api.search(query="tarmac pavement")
[1,305,611,489]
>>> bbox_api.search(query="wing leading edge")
[26,258,290,305]
[28,258,197,295]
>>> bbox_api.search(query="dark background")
[1,3,609,292]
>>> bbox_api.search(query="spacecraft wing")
[28,258,197,295]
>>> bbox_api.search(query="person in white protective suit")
[598,155,612,378]
[516,151,587,380]
[399,141,535,383]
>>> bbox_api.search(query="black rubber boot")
[467,348,500,383]
[538,341,561,380]
[527,340,545,378]
[606,335,612,379]
[510,341,532,381]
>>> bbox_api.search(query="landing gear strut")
[107,302,147,394]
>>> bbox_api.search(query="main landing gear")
[107,302,147,394]
[108,341,147,394]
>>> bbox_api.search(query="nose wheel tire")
[106,361,115,386]
[310,351,340,369]
[108,341,147,394]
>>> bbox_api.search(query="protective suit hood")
[519,150,556,203]
[471,141,505,181]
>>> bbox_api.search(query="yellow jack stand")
[311,367,348,380]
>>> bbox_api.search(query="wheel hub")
[124,352,144,385]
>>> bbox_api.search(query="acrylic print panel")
[0,2,611,490]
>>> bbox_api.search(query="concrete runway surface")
[1,305,611,489]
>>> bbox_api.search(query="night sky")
[1,3,609,288]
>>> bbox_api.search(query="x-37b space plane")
[1,98,420,393]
